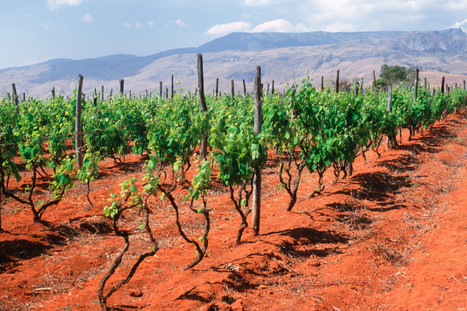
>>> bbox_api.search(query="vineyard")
[1,61,467,310]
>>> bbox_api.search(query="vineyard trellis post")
[335,70,340,93]
[11,84,19,113]
[414,68,419,102]
[119,79,124,96]
[51,87,55,100]
[271,80,275,94]
[159,81,163,98]
[252,65,263,236]
[171,75,174,99]
[243,79,247,96]
[387,84,392,112]
[231,80,235,98]
[215,78,219,98]
[321,76,324,92]
[441,76,445,95]
[197,54,208,161]
[76,74,84,169]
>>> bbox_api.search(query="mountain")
[1,29,466,98]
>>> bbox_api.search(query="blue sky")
[1,0,466,70]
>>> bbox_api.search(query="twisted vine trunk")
[98,198,158,311]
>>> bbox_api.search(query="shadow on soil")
[333,171,412,210]
[98,159,144,179]
[265,227,349,259]
[0,234,65,272]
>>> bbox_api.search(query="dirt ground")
[1,111,466,311]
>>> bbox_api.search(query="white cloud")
[207,19,309,35]
[147,21,154,27]
[206,21,253,35]
[175,19,186,27]
[298,0,467,32]
[123,21,143,29]
[252,19,309,32]
[47,0,83,10]
[242,0,278,6]
[453,19,467,31]
[81,13,93,23]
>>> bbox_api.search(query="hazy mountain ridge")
[1,29,466,98]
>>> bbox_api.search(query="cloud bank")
[47,0,84,10]
[206,19,309,35]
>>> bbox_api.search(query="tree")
[378,64,416,88]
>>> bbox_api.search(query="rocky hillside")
[0,29,466,98]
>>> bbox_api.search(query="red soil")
[1,112,466,311]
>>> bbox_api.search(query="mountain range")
[1,28,466,98]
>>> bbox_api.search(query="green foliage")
[379,64,414,86]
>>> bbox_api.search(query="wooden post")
[271,80,275,94]
[354,80,358,96]
[424,77,427,89]
[197,54,208,161]
[109,89,113,100]
[215,78,219,98]
[231,80,235,98]
[119,79,124,96]
[75,74,84,169]
[93,88,97,106]
[335,70,340,93]
[414,68,419,102]
[243,79,247,96]
[372,70,376,89]
[51,87,55,99]
[159,81,163,98]
[463,80,466,90]
[171,75,174,99]
[252,65,262,236]
[441,76,445,95]
[321,76,324,92]
[11,83,18,104]
[101,86,105,102]
[387,84,392,112]
[11,84,19,113]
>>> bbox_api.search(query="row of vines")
[1,74,466,309]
